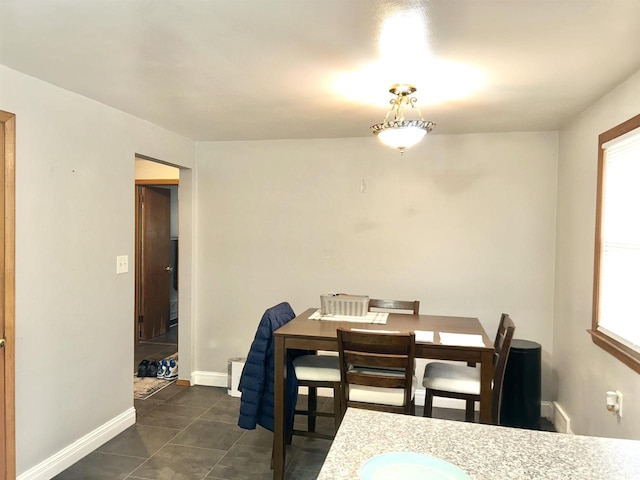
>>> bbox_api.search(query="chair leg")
[332,384,342,431]
[270,442,274,470]
[308,386,318,432]
[339,386,348,422]
[409,398,416,416]
[423,390,433,417]
[465,399,475,422]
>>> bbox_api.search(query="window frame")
[589,113,640,374]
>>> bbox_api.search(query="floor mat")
[134,376,176,400]
[134,352,178,400]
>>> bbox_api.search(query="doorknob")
[165,266,174,272]
[0,338,5,348]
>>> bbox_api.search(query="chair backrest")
[368,298,420,315]
[337,328,416,416]
[491,313,516,424]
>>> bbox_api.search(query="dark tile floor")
[53,386,335,480]
[54,328,555,479]
[54,384,555,480]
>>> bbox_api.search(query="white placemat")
[414,330,434,343]
[439,332,485,347]
[350,328,401,334]
[309,309,389,324]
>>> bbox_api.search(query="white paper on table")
[439,332,486,347]
[308,309,389,324]
[414,330,434,343]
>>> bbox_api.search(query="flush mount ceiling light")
[370,84,435,154]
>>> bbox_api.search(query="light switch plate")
[116,255,129,274]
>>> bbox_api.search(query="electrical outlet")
[116,255,129,274]
[606,390,623,417]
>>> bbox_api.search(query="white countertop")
[317,408,640,479]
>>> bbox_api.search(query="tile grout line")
[133,389,234,479]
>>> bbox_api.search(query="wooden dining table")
[272,308,495,480]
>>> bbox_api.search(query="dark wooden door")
[137,186,172,341]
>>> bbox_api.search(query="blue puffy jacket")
[237,302,308,433]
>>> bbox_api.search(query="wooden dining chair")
[422,313,516,424]
[337,328,416,420]
[369,298,420,315]
[237,302,341,445]
[291,298,420,437]
[238,302,304,437]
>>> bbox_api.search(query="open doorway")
[134,158,180,399]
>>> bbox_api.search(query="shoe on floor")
[137,359,149,378]
[157,359,168,379]
[165,359,178,381]
[147,360,158,377]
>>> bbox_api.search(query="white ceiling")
[2,0,640,142]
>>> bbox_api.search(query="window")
[590,113,640,373]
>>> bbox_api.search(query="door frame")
[0,110,16,480]
[134,179,179,343]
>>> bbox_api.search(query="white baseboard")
[199,371,559,425]
[552,401,573,434]
[299,382,558,416]
[216,374,453,408]
[17,407,136,480]
[191,370,227,388]
[541,400,553,420]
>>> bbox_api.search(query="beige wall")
[554,69,640,439]
[135,158,180,180]
[0,65,196,476]
[3,53,638,477]
[194,132,559,400]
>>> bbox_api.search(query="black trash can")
[500,339,541,429]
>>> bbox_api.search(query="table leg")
[479,350,494,424]
[273,336,286,480]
